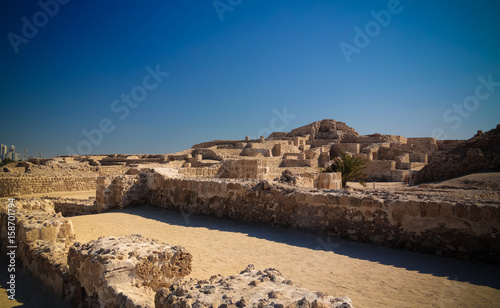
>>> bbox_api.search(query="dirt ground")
[69,206,500,307]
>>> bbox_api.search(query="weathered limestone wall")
[216,159,270,180]
[331,143,360,154]
[280,158,313,167]
[96,165,130,175]
[409,152,428,163]
[240,147,272,157]
[178,166,220,178]
[0,200,77,299]
[364,160,396,181]
[0,176,97,197]
[95,174,147,212]
[118,173,499,263]
[296,172,342,190]
[408,137,437,145]
[52,198,98,217]
[391,169,411,182]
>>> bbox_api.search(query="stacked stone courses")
[0,176,97,197]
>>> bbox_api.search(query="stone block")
[68,235,192,308]
[155,265,352,308]
[439,202,454,217]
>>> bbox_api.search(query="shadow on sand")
[0,256,71,308]
[118,205,500,290]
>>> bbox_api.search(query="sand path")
[70,206,500,307]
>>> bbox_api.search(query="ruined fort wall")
[0,176,97,197]
[178,166,220,178]
[95,172,500,262]
[95,175,147,212]
[0,201,78,300]
[364,160,396,181]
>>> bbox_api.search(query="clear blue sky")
[1,0,499,158]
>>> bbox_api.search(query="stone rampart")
[94,171,500,262]
[178,166,220,178]
[130,172,499,263]
[0,200,77,299]
[0,176,97,197]
[95,174,147,212]
[364,160,396,181]
[216,159,270,180]
[52,198,98,217]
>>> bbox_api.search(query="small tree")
[325,151,368,188]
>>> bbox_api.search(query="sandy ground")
[69,206,500,308]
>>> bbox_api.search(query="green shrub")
[325,151,368,188]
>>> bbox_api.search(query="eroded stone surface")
[155,265,353,308]
[68,235,192,308]
[0,201,76,299]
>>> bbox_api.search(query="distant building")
[13,153,23,161]
[0,144,24,162]
[0,144,6,160]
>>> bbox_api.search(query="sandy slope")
[70,206,500,308]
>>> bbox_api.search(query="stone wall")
[106,171,500,263]
[96,165,130,175]
[331,143,360,154]
[52,198,98,217]
[296,172,342,190]
[0,176,97,197]
[408,137,437,145]
[280,158,313,167]
[0,200,77,299]
[95,174,147,212]
[240,147,272,157]
[364,160,396,181]
[216,159,270,180]
[178,166,220,178]
[313,172,342,189]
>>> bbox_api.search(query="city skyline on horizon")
[1,1,499,158]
